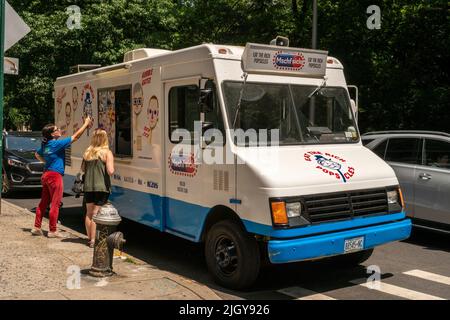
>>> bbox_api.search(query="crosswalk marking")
[403,270,450,286]
[351,279,445,300]
[278,287,336,300]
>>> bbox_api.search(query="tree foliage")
[4,0,449,133]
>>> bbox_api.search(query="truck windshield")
[223,81,359,146]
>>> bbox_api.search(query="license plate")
[344,237,364,253]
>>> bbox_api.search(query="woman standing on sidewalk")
[82,128,114,247]
[31,116,92,238]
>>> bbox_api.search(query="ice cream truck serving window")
[98,86,132,157]
[223,82,359,146]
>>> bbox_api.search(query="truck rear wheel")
[205,220,260,290]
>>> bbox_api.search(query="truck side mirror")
[350,99,358,122]
[199,88,214,113]
[347,85,359,123]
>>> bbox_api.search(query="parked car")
[2,131,44,196]
[362,131,450,233]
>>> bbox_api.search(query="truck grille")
[302,188,388,224]
[27,162,44,173]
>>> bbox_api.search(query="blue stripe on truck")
[108,185,210,241]
[64,175,410,247]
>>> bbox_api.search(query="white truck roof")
[55,43,343,84]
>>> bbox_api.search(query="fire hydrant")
[89,203,126,277]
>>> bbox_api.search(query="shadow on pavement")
[4,191,74,200]
[3,190,42,199]
[61,237,88,245]
[58,205,86,234]
[75,216,395,297]
[404,227,450,253]
[20,199,450,297]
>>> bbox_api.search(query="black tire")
[205,220,260,290]
[333,248,374,267]
[1,171,11,197]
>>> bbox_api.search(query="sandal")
[88,240,95,248]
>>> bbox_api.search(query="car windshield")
[223,81,359,146]
[6,136,42,151]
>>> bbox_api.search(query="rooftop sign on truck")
[55,37,411,289]
[242,43,328,77]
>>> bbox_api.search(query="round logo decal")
[304,151,355,183]
[273,51,305,70]
[168,152,198,177]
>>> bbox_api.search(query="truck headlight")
[286,202,302,218]
[387,190,398,204]
[7,158,27,169]
[387,187,404,213]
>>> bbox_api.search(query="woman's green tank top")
[83,159,111,193]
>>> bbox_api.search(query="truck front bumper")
[268,218,411,264]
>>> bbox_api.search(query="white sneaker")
[47,231,66,239]
[31,228,43,236]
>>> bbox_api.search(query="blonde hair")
[83,129,110,161]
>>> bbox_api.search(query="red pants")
[34,171,63,232]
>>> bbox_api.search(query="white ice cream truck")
[54,38,411,289]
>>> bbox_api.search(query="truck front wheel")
[205,220,260,290]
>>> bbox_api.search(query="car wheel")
[205,220,260,290]
[2,171,11,196]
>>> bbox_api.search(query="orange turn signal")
[271,201,288,225]
[398,187,405,210]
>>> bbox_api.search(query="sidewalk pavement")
[0,200,222,300]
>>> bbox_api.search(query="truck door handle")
[418,173,432,180]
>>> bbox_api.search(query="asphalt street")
[4,190,450,300]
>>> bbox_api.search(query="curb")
[163,273,222,300]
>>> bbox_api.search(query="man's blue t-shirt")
[36,137,72,175]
